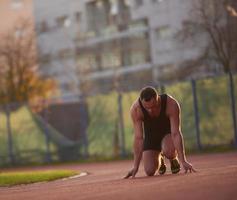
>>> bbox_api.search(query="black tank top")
[139,94,171,150]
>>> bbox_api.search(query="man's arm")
[124,106,144,178]
[132,112,144,172]
[169,98,196,173]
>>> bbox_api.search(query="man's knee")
[145,167,156,176]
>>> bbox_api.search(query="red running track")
[0,152,237,200]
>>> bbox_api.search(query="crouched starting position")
[125,86,196,178]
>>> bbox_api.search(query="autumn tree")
[0,19,57,164]
[0,19,56,107]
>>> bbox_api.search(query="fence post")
[117,91,126,157]
[160,85,165,94]
[6,104,15,165]
[79,95,89,158]
[43,105,52,163]
[191,79,202,150]
[228,71,237,147]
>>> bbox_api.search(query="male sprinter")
[125,86,196,178]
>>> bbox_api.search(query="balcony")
[76,19,148,48]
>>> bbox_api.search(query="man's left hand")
[182,161,197,173]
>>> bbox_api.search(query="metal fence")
[0,74,236,166]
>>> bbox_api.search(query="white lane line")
[62,172,88,181]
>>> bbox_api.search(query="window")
[40,54,51,64]
[110,0,119,15]
[135,0,143,7]
[101,50,121,69]
[58,49,72,59]
[128,18,148,30]
[124,0,132,6]
[159,64,174,74]
[77,52,98,73]
[128,33,150,65]
[38,20,49,33]
[86,0,132,35]
[56,15,71,28]
[75,12,81,22]
[155,26,172,39]
[181,20,196,37]
[151,0,163,3]
[86,1,110,34]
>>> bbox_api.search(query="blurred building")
[33,0,207,98]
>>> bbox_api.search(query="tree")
[0,19,56,107]
[176,0,237,73]
[176,0,237,146]
[0,19,57,164]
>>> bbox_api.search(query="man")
[125,86,196,178]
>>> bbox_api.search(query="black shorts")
[143,132,169,151]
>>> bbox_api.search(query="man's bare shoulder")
[166,94,180,114]
[130,99,143,121]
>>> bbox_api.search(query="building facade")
[33,0,207,99]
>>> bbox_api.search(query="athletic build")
[125,86,196,178]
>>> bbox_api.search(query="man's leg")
[161,134,181,174]
[161,134,177,159]
[143,150,160,176]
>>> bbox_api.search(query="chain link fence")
[0,74,236,166]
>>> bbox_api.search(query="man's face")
[141,97,157,113]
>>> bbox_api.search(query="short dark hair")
[140,86,158,101]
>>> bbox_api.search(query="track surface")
[0,152,237,200]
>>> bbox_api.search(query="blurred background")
[0,0,236,166]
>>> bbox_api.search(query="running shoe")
[158,154,166,175]
[170,158,181,174]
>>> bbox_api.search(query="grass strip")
[0,170,78,187]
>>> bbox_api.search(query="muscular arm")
[124,105,144,178]
[169,99,187,163]
[131,111,144,170]
[168,98,196,173]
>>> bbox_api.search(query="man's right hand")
[124,167,138,179]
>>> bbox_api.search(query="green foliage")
[0,170,78,186]
[167,76,234,148]
[197,76,233,145]
[0,106,57,164]
[87,91,140,156]
[122,91,139,151]
[87,92,118,156]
